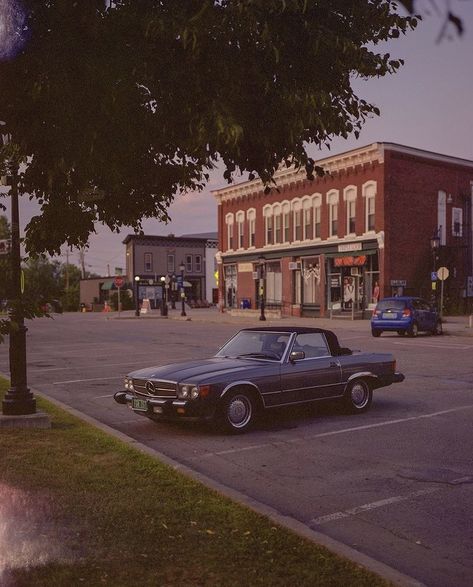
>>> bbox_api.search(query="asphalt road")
[1,312,472,587]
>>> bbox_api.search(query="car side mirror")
[337,347,353,356]
[289,350,305,362]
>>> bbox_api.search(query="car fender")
[220,381,263,405]
[345,371,379,390]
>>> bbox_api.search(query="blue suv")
[371,297,442,337]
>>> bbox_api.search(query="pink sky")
[4,1,473,275]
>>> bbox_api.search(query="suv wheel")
[407,321,419,337]
[397,330,406,336]
[371,329,381,338]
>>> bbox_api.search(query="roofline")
[212,142,473,202]
[122,234,214,245]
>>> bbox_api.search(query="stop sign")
[114,275,124,288]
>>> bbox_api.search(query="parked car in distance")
[371,296,442,338]
[114,327,405,434]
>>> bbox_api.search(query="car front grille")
[132,379,177,398]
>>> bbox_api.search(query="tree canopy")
[0,0,417,255]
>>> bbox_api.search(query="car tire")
[371,329,382,338]
[407,322,419,337]
[432,320,443,336]
[397,330,406,336]
[344,379,373,414]
[217,389,257,434]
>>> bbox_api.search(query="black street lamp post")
[258,255,266,321]
[430,230,441,309]
[171,274,176,309]
[160,276,168,316]
[1,126,36,415]
[179,262,187,317]
[134,276,140,316]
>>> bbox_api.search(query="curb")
[8,378,425,587]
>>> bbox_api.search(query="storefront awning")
[324,248,378,258]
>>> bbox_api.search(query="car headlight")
[179,385,190,399]
[124,377,129,390]
[191,386,199,399]
[124,377,134,391]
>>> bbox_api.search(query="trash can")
[241,298,251,309]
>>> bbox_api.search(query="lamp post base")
[2,389,36,415]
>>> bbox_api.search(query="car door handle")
[330,361,340,368]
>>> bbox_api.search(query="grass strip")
[0,378,388,586]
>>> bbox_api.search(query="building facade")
[124,233,218,307]
[213,143,473,317]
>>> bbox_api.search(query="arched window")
[344,186,357,235]
[273,204,282,243]
[362,181,376,233]
[247,208,256,247]
[292,199,302,241]
[313,193,322,239]
[263,205,273,245]
[225,213,234,250]
[326,190,339,237]
[302,197,312,240]
[282,201,291,242]
[236,211,245,249]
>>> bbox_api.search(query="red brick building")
[213,143,473,317]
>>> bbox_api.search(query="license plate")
[382,312,396,319]
[132,398,148,411]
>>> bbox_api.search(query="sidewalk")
[111,307,473,336]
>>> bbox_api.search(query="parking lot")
[1,311,472,587]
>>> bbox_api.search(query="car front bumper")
[113,391,216,421]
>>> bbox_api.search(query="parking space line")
[52,376,122,384]
[196,404,473,459]
[310,487,440,525]
[393,341,471,350]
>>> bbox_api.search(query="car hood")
[128,357,274,384]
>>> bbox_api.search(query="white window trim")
[225,213,235,251]
[362,181,377,235]
[344,186,357,236]
[326,190,339,239]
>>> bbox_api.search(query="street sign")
[431,272,437,281]
[437,267,449,281]
[115,267,123,275]
[176,275,183,284]
[114,276,124,288]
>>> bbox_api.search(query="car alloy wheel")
[344,379,373,413]
[219,390,255,433]
[407,322,418,337]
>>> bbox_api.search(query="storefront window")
[224,265,237,308]
[266,262,282,305]
[302,257,322,305]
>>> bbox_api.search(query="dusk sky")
[3,1,473,276]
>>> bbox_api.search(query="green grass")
[0,378,389,586]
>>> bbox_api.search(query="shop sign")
[334,255,367,267]
[390,279,406,287]
[338,243,362,252]
[330,275,341,287]
[238,262,253,273]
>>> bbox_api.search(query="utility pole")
[78,248,86,279]
[65,249,70,292]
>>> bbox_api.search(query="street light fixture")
[1,122,36,415]
[258,255,266,321]
[179,261,187,317]
[134,275,140,316]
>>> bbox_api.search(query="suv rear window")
[376,299,406,311]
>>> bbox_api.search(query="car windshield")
[376,299,406,311]
[216,331,291,361]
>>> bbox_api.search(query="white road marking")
[196,404,473,459]
[393,341,471,350]
[311,487,440,525]
[93,394,115,399]
[52,376,122,384]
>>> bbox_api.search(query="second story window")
[186,254,192,273]
[167,253,175,273]
[294,209,302,241]
[144,252,153,272]
[314,205,321,238]
[236,212,245,249]
[366,196,375,231]
[303,208,311,240]
[265,214,273,245]
[225,213,234,250]
[247,208,256,247]
[195,254,202,272]
[283,210,290,242]
[347,200,356,234]
[330,203,338,237]
[363,181,376,233]
[274,213,282,243]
